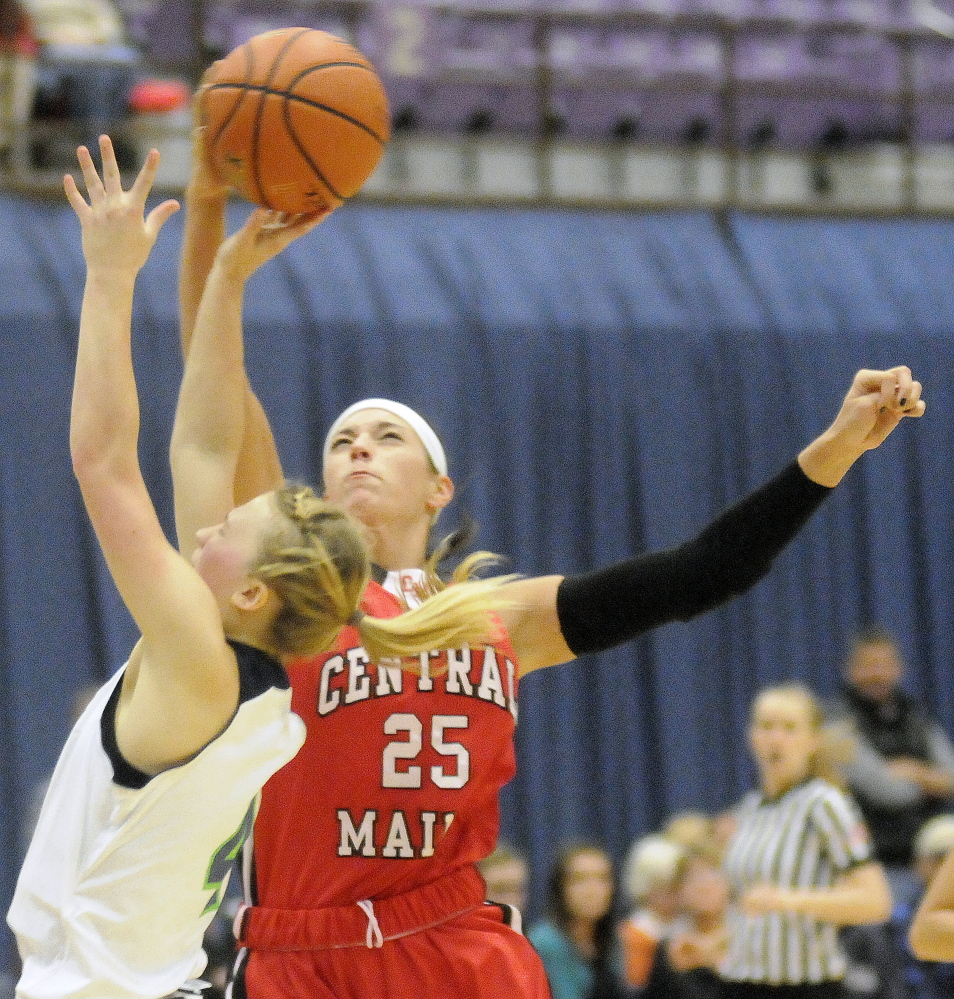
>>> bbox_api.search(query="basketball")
[199,28,390,214]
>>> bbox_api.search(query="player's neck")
[361,521,428,573]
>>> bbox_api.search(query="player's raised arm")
[179,80,230,358]
[67,138,187,642]
[67,139,244,764]
[172,207,328,556]
[502,365,925,675]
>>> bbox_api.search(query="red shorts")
[231,868,551,999]
[235,904,549,998]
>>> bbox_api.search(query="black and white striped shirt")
[721,777,872,985]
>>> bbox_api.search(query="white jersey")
[8,642,306,999]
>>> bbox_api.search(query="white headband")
[323,398,448,476]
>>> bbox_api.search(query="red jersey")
[251,580,520,909]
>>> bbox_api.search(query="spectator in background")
[721,683,892,998]
[617,833,687,989]
[23,0,141,166]
[477,842,529,925]
[642,851,729,999]
[895,815,954,997]
[528,844,631,999]
[0,0,38,168]
[827,627,954,906]
[664,811,724,864]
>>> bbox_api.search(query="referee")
[720,684,892,999]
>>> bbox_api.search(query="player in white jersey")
[7,137,515,999]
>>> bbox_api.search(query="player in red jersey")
[179,129,925,999]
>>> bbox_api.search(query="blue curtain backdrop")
[2,195,954,970]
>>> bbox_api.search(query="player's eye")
[330,435,352,449]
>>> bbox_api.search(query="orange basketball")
[199,28,390,214]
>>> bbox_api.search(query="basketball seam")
[207,82,388,146]
[280,98,343,203]
[249,28,312,209]
[204,43,256,153]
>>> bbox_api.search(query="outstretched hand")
[798,365,925,487]
[64,136,180,276]
[215,206,331,282]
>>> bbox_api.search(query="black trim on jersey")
[370,563,387,585]
[556,461,831,656]
[230,639,290,700]
[485,900,523,931]
[101,678,151,790]
[101,641,288,790]
[229,949,249,999]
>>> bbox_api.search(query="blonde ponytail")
[249,483,515,663]
[355,574,518,663]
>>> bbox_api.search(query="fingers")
[244,207,326,248]
[63,171,90,217]
[99,134,123,195]
[145,198,181,237]
[75,144,106,203]
[130,147,161,204]
[853,365,924,416]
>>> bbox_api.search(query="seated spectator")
[664,811,724,864]
[528,843,631,999]
[896,815,954,997]
[827,626,954,906]
[642,852,729,999]
[24,0,142,166]
[617,833,688,989]
[0,0,39,167]
[840,920,910,999]
[477,841,529,925]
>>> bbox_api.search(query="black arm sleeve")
[555,460,832,656]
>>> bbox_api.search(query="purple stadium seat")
[440,13,538,81]
[733,93,904,149]
[733,31,811,81]
[611,0,690,15]
[666,30,726,84]
[748,0,830,24]
[914,103,954,143]
[687,0,758,19]
[533,0,620,10]
[387,78,540,136]
[603,28,678,79]
[356,3,441,80]
[548,26,604,80]
[553,85,723,144]
[913,36,954,94]
[802,30,902,90]
[126,0,202,70]
[548,27,676,82]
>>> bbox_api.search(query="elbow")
[908,920,930,960]
[909,916,949,962]
[70,440,102,487]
